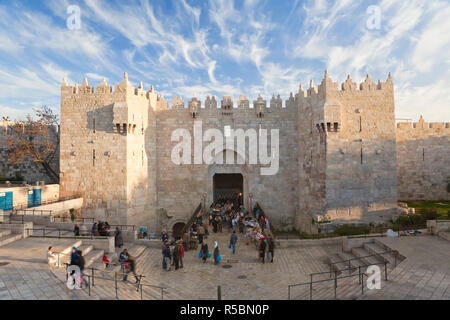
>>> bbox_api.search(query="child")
[102,253,110,269]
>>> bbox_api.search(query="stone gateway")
[59,71,450,234]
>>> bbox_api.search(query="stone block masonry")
[59,71,450,234]
[396,116,450,200]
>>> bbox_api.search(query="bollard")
[217,285,221,300]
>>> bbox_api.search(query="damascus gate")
[59,71,450,234]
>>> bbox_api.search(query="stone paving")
[359,236,450,300]
[1,232,449,300]
[134,231,340,300]
[0,237,86,300]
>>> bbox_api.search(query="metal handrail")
[329,249,394,267]
[61,254,165,300]
[26,228,109,239]
[288,260,389,300]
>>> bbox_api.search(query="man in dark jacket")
[76,250,89,287]
[230,231,238,255]
[73,224,80,236]
[162,241,171,271]
[259,240,267,263]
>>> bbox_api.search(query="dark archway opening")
[213,173,243,205]
[172,222,186,239]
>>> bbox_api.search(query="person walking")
[162,240,172,271]
[76,250,89,288]
[122,249,139,283]
[179,240,185,269]
[70,247,78,265]
[115,227,123,248]
[259,239,267,263]
[267,236,274,263]
[197,224,205,245]
[213,241,220,265]
[173,241,180,270]
[73,224,80,236]
[230,230,238,255]
[201,242,209,264]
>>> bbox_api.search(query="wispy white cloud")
[0,0,448,121]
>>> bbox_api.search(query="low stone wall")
[83,237,115,254]
[276,236,346,248]
[33,198,84,215]
[0,222,33,237]
[121,230,137,242]
[10,214,53,225]
[427,220,450,235]
[0,211,8,223]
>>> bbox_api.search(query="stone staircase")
[290,239,405,300]
[329,240,403,276]
[0,229,23,247]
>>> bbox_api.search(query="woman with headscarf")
[213,240,220,265]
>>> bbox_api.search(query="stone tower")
[60,73,159,227]
[296,71,398,232]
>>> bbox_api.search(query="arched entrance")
[172,222,186,239]
[213,173,244,205]
[207,148,249,210]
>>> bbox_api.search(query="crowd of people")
[158,198,276,270]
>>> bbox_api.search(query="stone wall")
[396,117,450,200]
[58,72,449,235]
[155,97,299,232]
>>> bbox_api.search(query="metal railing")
[59,253,165,300]
[12,194,82,212]
[328,249,398,274]
[181,203,203,236]
[26,228,109,239]
[288,260,389,300]
[12,209,53,216]
[53,217,96,223]
[109,224,136,231]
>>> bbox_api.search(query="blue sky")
[0,0,449,121]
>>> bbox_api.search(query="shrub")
[333,224,371,236]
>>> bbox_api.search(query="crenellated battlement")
[397,116,450,131]
[61,72,158,102]
[295,70,394,103]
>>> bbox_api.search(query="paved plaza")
[0,231,449,300]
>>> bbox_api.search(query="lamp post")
[202,193,207,212]
[249,193,253,215]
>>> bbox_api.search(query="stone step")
[78,244,94,257]
[56,240,83,267]
[351,247,384,266]
[0,233,23,247]
[0,229,12,238]
[337,251,365,272]
[84,249,105,269]
[363,243,398,268]
[438,231,450,241]
[329,255,348,274]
